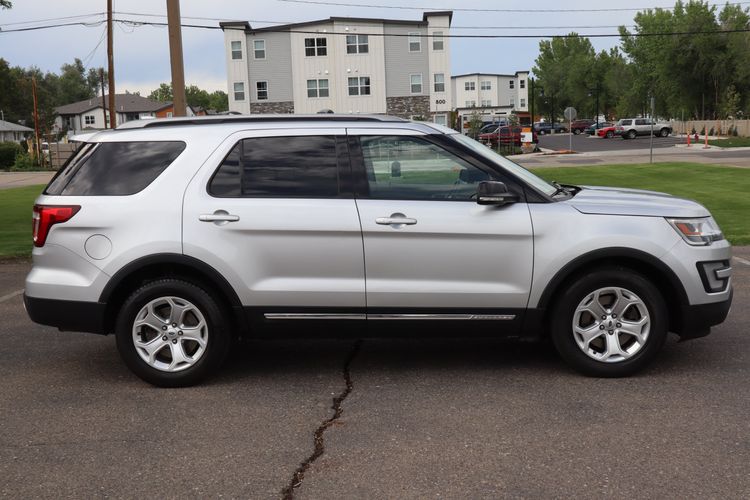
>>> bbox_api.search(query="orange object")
[704,129,709,149]
[687,132,691,147]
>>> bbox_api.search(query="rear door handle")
[199,210,239,224]
[376,213,417,226]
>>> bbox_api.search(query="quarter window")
[348,76,371,96]
[256,81,268,100]
[434,73,445,92]
[465,81,475,91]
[231,41,242,60]
[346,34,369,54]
[305,37,327,56]
[410,74,423,94]
[432,31,444,50]
[233,82,245,101]
[253,40,265,59]
[408,32,421,52]
[358,136,493,201]
[307,79,330,98]
[209,136,339,198]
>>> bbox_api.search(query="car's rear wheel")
[115,279,231,387]
[606,131,614,138]
[627,130,637,139]
[550,268,668,377]
[573,129,581,135]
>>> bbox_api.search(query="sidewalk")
[0,172,55,190]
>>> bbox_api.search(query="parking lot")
[538,132,685,153]
[2,253,749,498]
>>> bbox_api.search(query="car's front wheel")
[606,131,614,138]
[660,128,670,137]
[115,279,231,387]
[550,268,668,377]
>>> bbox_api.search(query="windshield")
[448,133,558,196]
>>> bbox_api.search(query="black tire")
[573,129,581,135]
[539,130,546,135]
[627,130,637,139]
[659,128,670,137]
[549,267,668,377]
[606,131,614,138]
[115,278,232,387]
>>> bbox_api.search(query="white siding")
[224,26,250,114]
[427,14,451,113]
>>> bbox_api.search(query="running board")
[264,313,516,321]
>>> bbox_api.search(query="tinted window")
[45,141,185,196]
[209,136,339,198]
[359,135,494,201]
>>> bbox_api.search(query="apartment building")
[452,72,531,127]
[220,12,453,125]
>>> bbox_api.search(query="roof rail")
[119,114,408,129]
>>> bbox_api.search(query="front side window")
[410,74,423,94]
[348,76,371,96]
[465,81,475,91]
[231,40,242,60]
[480,81,491,90]
[233,82,245,101]
[307,79,329,98]
[253,40,265,59]
[408,32,421,52]
[434,73,445,92]
[346,34,369,54]
[358,135,493,201]
[256,81,268,100]
[45,141,186,196]
[432,31,444,50]
[209,136,339,198]
[305,37,327,56]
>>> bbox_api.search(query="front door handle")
[376,213,417,227]
[199,210,239,225]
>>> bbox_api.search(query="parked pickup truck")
[616,118,672,139]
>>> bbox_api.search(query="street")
[1,254,748,498]
[538,132,684,152]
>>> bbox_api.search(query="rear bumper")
[24,294,108,335]
[677,287,733,340]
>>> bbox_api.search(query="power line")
[0,12,104,27]
[277,0,750,13]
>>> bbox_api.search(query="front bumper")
[24,294,108,335]
[676,287,733,340]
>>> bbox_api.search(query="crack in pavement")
[281,339,362,500]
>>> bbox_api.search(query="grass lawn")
[531,162,750,245]
[0,185,43,258]
[706,137,750,148]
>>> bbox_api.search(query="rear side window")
[209,136,340,198]
[45,141,185,196]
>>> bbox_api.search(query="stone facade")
[386,96,430,119]
[249,101,295,114]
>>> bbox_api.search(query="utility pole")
[107,0,116,129]
[31,76,41,163]
[167,0,187,117]
[100,68,107,128]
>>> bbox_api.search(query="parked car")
[479,125,538,146]
[596,124,619,138]
[478,121,509,135]
[25,114,732,386]
[616,118,672,139]
[570,119,595,135]
[533,122,567,135]
[586,122,614,135]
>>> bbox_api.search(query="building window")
[434,73,445,92]
[253,40,265,59]
[520,79,525,89]
[166,111,173,118]
[464,81,475,91]
[84,115,95,125]
[480,80,492,90]
[432,31,444,51]
[410,74,423,94]
[346,34,369,54]
[348,76,371,96]
[434,114,447,126]
[520,98,526,107]
[231,41,242,60]
[465,100,476,107]
[305,37,327,56]
[481,99,492,107]
[408,32,421,52]
[307,79,329,98]
[509,80,515,89]
[509,98,515,107]
[233,82,245,101]
[256,81,268,100]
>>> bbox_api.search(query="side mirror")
[477,181,519,206]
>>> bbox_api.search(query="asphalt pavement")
[1,253,749,498]
[538,132,684,153]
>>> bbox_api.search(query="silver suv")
[25,115,732,386]
[616,118,672,139]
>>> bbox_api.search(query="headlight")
[666,217,724,246]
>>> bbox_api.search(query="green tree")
[207,90,228,112]
[148,83,173,102]
[0,1,12,9]
[57,58,94,104]
[148,83,228,111]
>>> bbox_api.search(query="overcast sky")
[0,0,679,95]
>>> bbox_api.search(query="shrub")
[700,126,706,135]
[709,127,715,136]
[690,127,696,134]
[0,142,23,169]
[11,152,36,171]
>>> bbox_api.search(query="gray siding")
[246,31,293,103]
[383,23,429,97]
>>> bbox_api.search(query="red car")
[479,126,538,146]
[596,125,618,138]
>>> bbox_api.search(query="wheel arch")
[99,253,245,334]
[533,247,690,337]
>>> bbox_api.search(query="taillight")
[32,205,80,247]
